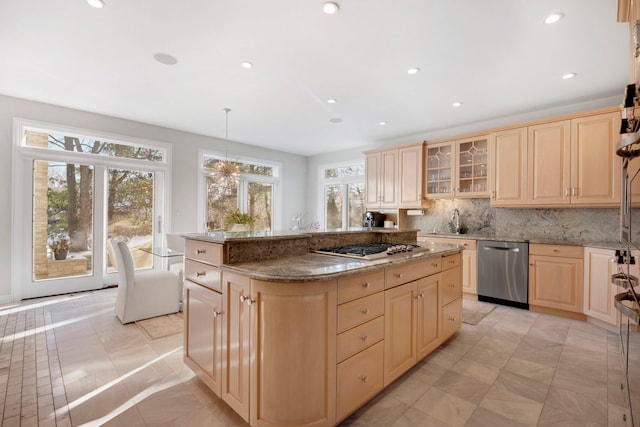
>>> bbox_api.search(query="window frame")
[198,149,281,232]
[318,160,365,230]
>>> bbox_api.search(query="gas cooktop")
[315,243,426,260]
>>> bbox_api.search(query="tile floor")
[0,288,631,426]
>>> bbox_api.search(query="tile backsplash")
[405,198,631,243]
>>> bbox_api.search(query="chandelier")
[212,108,240,191]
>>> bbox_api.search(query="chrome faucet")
[452,208,461,234]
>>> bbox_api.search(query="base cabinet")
[185,238,463,427]
[250,279,337,427]
[583,247,640,326]
[184,281,223,394]
[529,244,584,315]
[417,237,476,296]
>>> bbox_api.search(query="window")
[320,162,365,229]
[14,119,170,299]
[202,152,279,231]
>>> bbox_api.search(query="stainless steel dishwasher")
[477,240,529,309]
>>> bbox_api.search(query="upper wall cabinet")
[365,149,398,209]
[426,136,490,199]
[365,142,426,210]
[490,110,621,207]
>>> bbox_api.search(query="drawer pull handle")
[448,283,455,288]
[359,375,368,383]
[552,249,559,253]
[362,282,370,288]
[362,308,369,315]
[213,310,222,318]
[432,263,438,267]
[448,316,456,322]
[394,273,402,278]
[196,249,207,255]
[448,260,455,264]
[360,335,368,341]
[196,271,206,277]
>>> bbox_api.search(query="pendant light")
[213,108,240,192]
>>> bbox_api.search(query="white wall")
[1,94,308,302]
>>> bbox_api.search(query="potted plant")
[49,234,72,260]
[224,209,256,231]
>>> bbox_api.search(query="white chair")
[111,238,182,324]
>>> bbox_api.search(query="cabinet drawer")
[386,257,441,289]
[337,316,384,363]
[338,270,385,304]
[417,237,476,250]
[185,239,223,265]
[185,259,221,292]
[529,243,582,258]
[336,341,384,422]
[442,253,462,271]
[337,292,384,333]
[442,266,462,306]
[441,298,462,340]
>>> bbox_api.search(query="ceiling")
[0,0,630,157]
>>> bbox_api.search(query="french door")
[13,121,170,300]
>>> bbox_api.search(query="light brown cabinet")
[183,240,226,397]
[583,247,639,326]
[184,281,223,394]
[365,142,426,209]
[491,111,621,207]
[336,270,384,422]
[365,149,398,209]
[383,254,461,386]
[417,237,477,296]
[489,127,528,206]
[250,279,337,427]
[529,244,584,315]
[426,136,489,199]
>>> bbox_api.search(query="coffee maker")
[363,211,385,228]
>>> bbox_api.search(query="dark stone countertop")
[220,244,461,283]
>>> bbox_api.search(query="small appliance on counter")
[363,211,385,228]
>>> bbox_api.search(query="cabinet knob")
[196,271,206,277]
[362,282,370,288]
[239,295,256,306]
[431,263,439,267]
[448,316,456,322]
[359,375,368,383]
[362,308,369,315]
[552,249,559,253]
[196,249,207,255]
[394,273,403,279]
[213,310,222,318]
[360,335,368,341]
[448,283,455,288]
[448,260,455,264]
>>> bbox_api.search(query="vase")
[54,250,68,260]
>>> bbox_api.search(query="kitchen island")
[181,230,463,427]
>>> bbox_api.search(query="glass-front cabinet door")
[456,136,489,197]
[426,142,454,197]
[426,136,490,199]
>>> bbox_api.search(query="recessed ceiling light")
[323,2,340,14]
[327,99,336,104]
[329,118,343,123]
[452,101,463,107]
[544,13,564,24]
[87,0,105,8]
[379,121,388,126]
[407,68,420,75]
[153,53,178,66]
[241,61,253,69]
[562,72,576,80]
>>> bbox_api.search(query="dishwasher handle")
[483,246,520,252]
